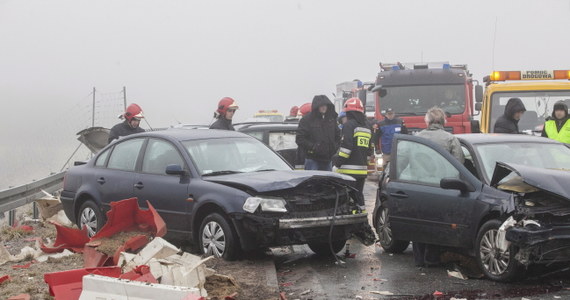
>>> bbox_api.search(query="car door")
[385,134,481,247]
[134,138,191,234]
[95,138,145,209]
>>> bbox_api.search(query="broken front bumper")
[230,212,370,251]
[507,225,570,264]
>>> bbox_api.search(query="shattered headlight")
[243,197,287,213]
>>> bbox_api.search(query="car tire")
[308,239,347,256]
[375,204,410,253]
[199,213,240,261]
[77,200,105,238]
[475,219,524,282]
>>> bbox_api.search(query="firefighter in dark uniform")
[210,97,238,131]
[333,98,373,210]
[108,103,145,144]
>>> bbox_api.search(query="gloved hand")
[332,154,342,168]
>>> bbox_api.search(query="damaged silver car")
[373,133,570,281]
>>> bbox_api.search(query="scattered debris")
[370,290,394,295]
[6,293,31,300]
[0,275,10,284]
[447,269,468,280]
[300,289,311,295]
[204,274,240,299]
[433,290,444,296]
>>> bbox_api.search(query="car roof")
[237,122,299,131]
[136,128,251,141]
[456,133,563,145]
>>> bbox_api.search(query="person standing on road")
[338,111,348,130]
[296,95,340,171]
[375,108,407,169]
[333,98,373,210]
[412,107,464,267]
[493,97,526,134]
[210,97,238,131]
[542,101,570,143]
[294,103,313,170]
[108,103,146,144]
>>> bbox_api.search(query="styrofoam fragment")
[131,237,179,266]
[36,249,74,263]
[79,274,201,300]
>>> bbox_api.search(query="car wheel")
[308,239,347,256]
[475,219,524,282]
[78,200,105,237]
[199,213,239,260]
[376,205,409,253]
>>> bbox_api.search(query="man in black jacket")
[295,95,340,171]
[108,103,145,144]
[210,97,238,131]
[493,97,526,134]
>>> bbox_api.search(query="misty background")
[1,0,569,188]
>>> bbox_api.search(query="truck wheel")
[199,213,240,260]
[78,200,105,237]
[376,205,409,253]
[308,240,346,256]
[475,219,524,282]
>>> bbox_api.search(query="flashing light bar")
[489,70,570,82]
[258,110,279,113]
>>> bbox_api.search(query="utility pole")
[123,86,127,110]
[92,87,96,127]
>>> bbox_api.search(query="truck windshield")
[381,84,465,115]
[489,91,570,133]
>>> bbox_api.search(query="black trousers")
[347,175,366,206]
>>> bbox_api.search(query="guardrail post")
[33,202,39,219]
[8,209,16,227]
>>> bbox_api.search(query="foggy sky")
[1,0,569,187]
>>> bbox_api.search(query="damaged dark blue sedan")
[60,129,372,260]
[374,133,570,282]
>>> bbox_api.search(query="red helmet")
[289,106,299,117]
[299,103,312,116]
[344,98,364,113]
[124,103,144,121]
[216,97,239,115]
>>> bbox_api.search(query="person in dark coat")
[210,97,238,131]
[493,98,526,134]
[294,103,312,169]
[295,95,340,171]
[541,101,570,143]
[108,103,145,143]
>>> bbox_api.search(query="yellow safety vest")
[545,119,570,144]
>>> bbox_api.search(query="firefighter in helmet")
[333,98,373,210]
[210,97,239,131]
[108,103,145,143]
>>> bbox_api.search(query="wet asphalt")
[270,181,570,300]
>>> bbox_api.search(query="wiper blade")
[255,169,276,172]
[202,170,243,177]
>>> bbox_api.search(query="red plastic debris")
[18,225,34,232]
[119,265,157,283]
[83,246,112,268]
[7,294,31,300]
[280,282,293,287]
[44,267,122,300]
[0,275,10,284]
[182,295,206,300]
[433,290,444,296]
[12,262,33,269]
[279,292,288,300]
[40,198,166,258]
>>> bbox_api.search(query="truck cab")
[478,70,570,134]
[372,62,479,135]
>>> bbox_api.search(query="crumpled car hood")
[203,170,355,193]
[77,127,110,154]
[491,162,570,201]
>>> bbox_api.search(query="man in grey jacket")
[413,107,464,267]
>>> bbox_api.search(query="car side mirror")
[475,102,482,111]
[440,178,474,192]
[475,85,483,103]
[165,164,186,176]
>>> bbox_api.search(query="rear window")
[107,138,145,171]
[95,148,111,167]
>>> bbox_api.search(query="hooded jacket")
[542,101,570,142]
[210,117,235,131]
[493,98,526,134]
[295,95,340,162]
[108,120,145,143]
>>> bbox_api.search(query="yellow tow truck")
[477,70,570,134]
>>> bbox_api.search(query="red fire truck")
[371,62,482,134]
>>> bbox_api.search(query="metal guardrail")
[0,172,65,214]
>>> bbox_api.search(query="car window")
[142,139,185,175]
[461,145,479,179]
[107,138,144,171]
[395,140,460,185]
[268,131,297,151]
[244,131,264,141]
[95,148,111,167]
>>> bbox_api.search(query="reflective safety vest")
[545,119,570,144]
[337,121,373,176]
